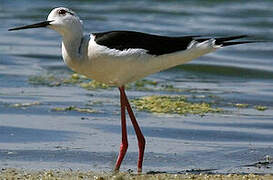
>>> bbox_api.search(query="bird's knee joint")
[120,142,128,150]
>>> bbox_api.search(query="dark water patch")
[0,95,39,101]
[0,126,76,143]
[87,123,273,143]
[187,121,273,131]
[178,168,218,174]
[44,65,71,72]
[104,7,192,16]
[0,55,20,66]
[80,15,108,21]
[243,155,273,169]
[0,101,105,118]
[15,54,61,60]
[3,147,269,172]
[147,168,218,175]
[222,93,273,107]
[220,48,273,61]
[178,64,273,79]
[0,42,58,48]
[0,149,192,168]
[0,149,115,165]
[0,74,27,87]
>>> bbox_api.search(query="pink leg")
[120,86,146,173]
[114,87,128,171]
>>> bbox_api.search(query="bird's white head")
[9,7,83,38]
[47,7,83,37]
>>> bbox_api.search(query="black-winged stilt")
[9,7,256,173]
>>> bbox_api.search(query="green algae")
[235,103,249,108]
[10,102,41,108]
[233,103,270,111]
[254,105,268,111]
[233,103,268,111]
[80,81,110,89]
[28,73,173,91]
[27,73,271,115]
[134,79,158,88]
[132,95,223,115]
[159,84,182,92]
[28,74,62,87]
[28,73,110,89]
[52,106,96,113]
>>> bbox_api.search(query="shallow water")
[0,0,273,174]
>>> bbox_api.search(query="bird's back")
[93,31,198,56]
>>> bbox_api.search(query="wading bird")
[9,7,256,173]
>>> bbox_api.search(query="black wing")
[93,31,252,56]
[93,31,197,56]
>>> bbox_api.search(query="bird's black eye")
[58,9,67,15]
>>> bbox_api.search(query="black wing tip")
[221,41,258,47]
[215,35,247,43]
[214,35,267,47]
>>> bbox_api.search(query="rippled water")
[0,0,273,173]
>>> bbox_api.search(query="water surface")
[0,0,273,173]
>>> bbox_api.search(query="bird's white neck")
[61,30,84,71]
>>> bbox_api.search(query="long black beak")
[8,20,53,31]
